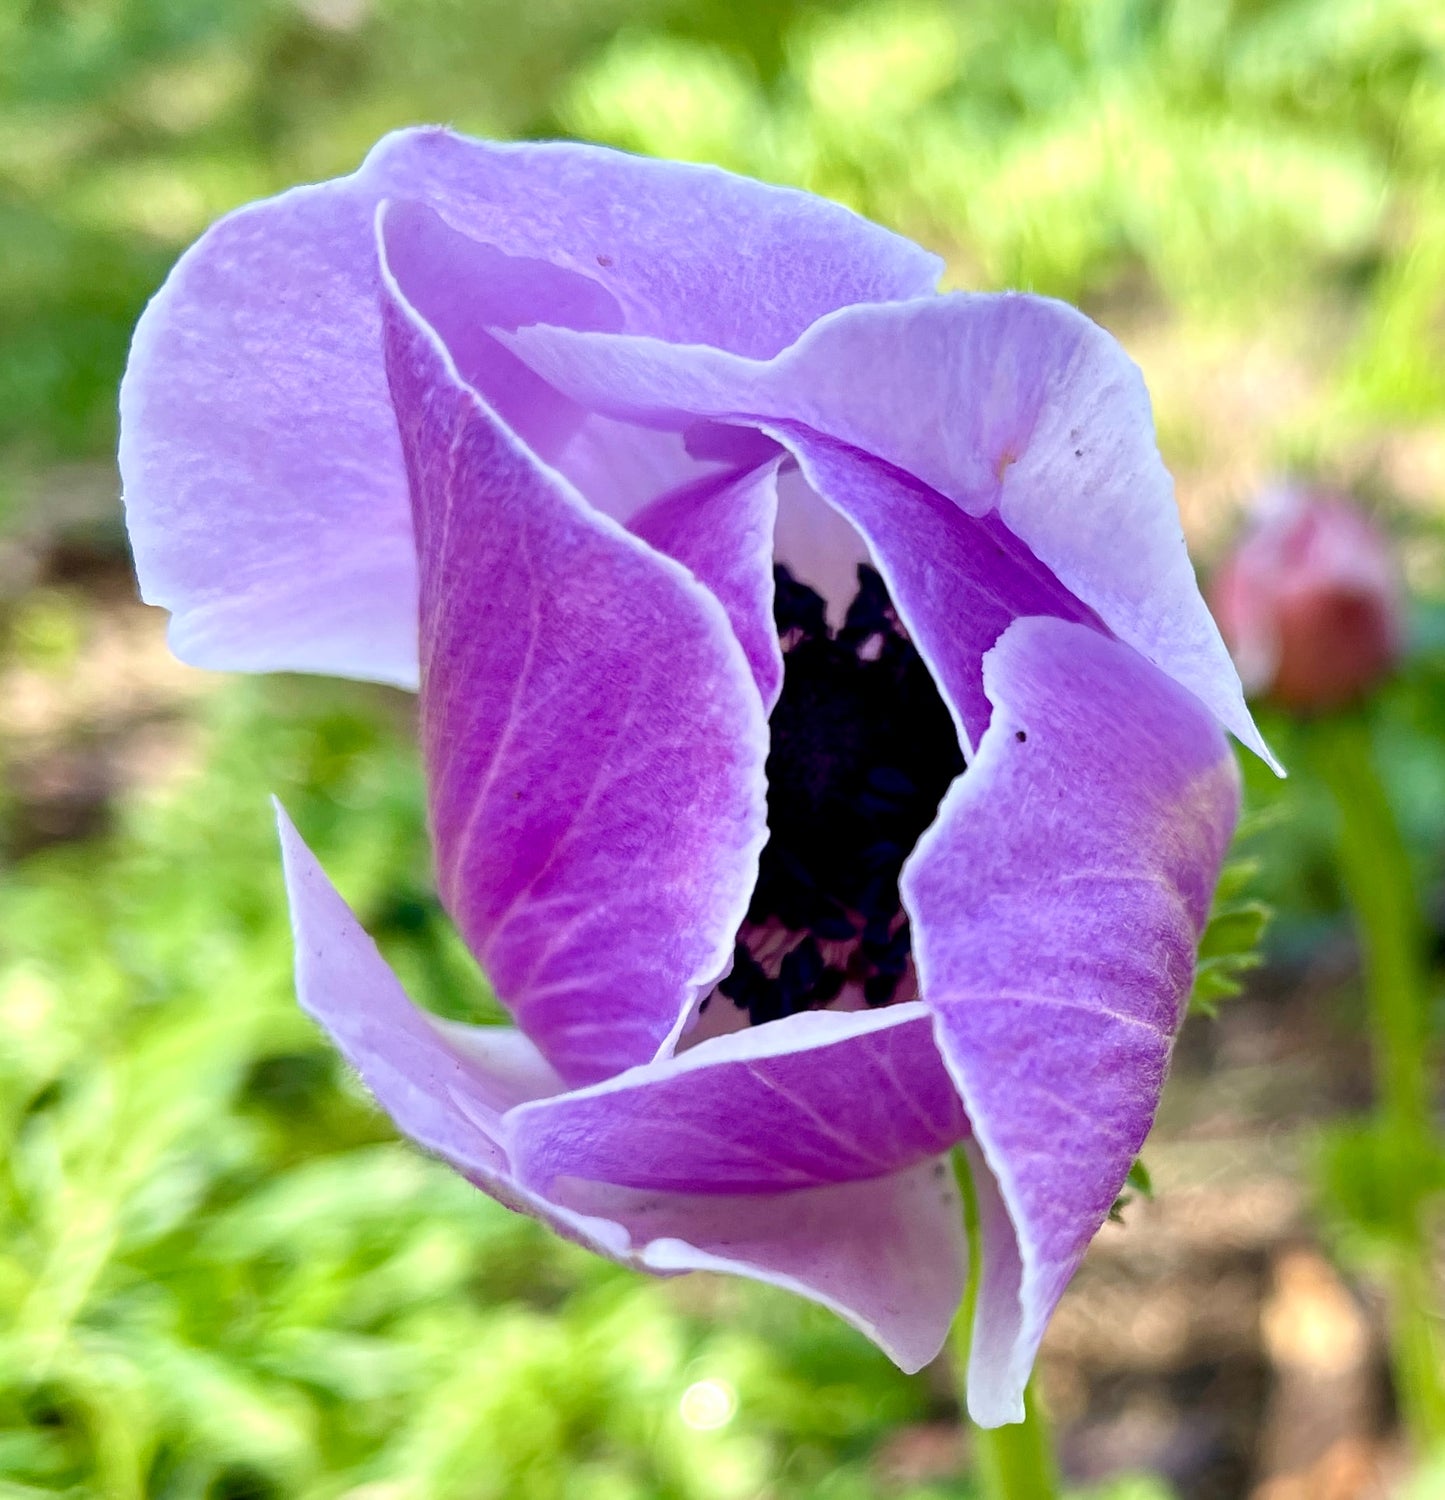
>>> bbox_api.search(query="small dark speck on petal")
[596,253,614,268]
[1074,448,1083,458]
[1015,730,1027,743]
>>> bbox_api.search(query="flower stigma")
[712,565,965,1027]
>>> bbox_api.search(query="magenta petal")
[508,1003,968,1195]
[505,295,1270,764]
[379,247,767,1087]
[119,128,936,684]
[280,805,964,1373]
[902,617,1240,1426]
[629,460,784,710]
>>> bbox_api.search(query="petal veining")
[280,805,965,1374]
[507,1002,968,1195]
[902,616,1240,1426]
[380,238,768,1086]
[119,127,938,685]
[505,294,1271,763]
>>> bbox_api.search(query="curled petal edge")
[276,802,968,1373]
[378,210,770,1084]
[903,617,1241,1425]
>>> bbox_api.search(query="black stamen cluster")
[718,565,965,1026]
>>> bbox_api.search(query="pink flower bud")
[1211,488,1404,712]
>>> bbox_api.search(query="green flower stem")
[1311,713,1445,1445]
[973,1382,1060,1500]
[952,1149,1061,1500]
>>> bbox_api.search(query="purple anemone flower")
[118,128,1271,1426]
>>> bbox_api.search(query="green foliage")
[6,0,1445,511]
[1189,842,1271,1018]
[561,0,1435,334]
[0,677,955,1499]
[1316,1116,1445,1255]
[1108,1156,1155,1224]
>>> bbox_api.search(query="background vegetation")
[4,1,1445,1496]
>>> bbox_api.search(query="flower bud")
[1211,488,1404,712]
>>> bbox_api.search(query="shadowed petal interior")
[628,459,784,710]
[780,429,1103,753]
[503,295,1270,764]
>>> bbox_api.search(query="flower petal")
[505,294,1271,764]
[901,616,1240,1426]
[120,176,419,686]
[279,804,965,1373]
[780,430,1101,751]
[380,240,768,1087]
[377,197,703,529]
[773,462,874,628]
[507,1002,968,1195]
[559,1165,966,1374]
[370,130,944,353]
[119,127,937,684]
[628,459,784,710]
[277,800,565,1176]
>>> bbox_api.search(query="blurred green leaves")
[6,0,1445,511]
[8,0,1445,1493]
[562,0,1400,317]
[0,677,949,1499]
[1189,850,1270,1018]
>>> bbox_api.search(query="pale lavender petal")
[277,801,564,1176]
[380,244,767,1087]
[280,805,964,1373]
[902,617,1240,1426]
[772,462,874,628]
[120,128,937,683]
[629,460,783,709]
[507,1003,968,1195]
[505,295,1271,763]
[120,178,420,685]
[555,413,703,527]
[557,1163,966,1373]
[365,129,942,355]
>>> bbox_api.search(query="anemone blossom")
[118,128,1270,1426]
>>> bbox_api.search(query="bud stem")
[1312,712,1445,1447]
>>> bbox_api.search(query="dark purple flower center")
[715,566,965,1026]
